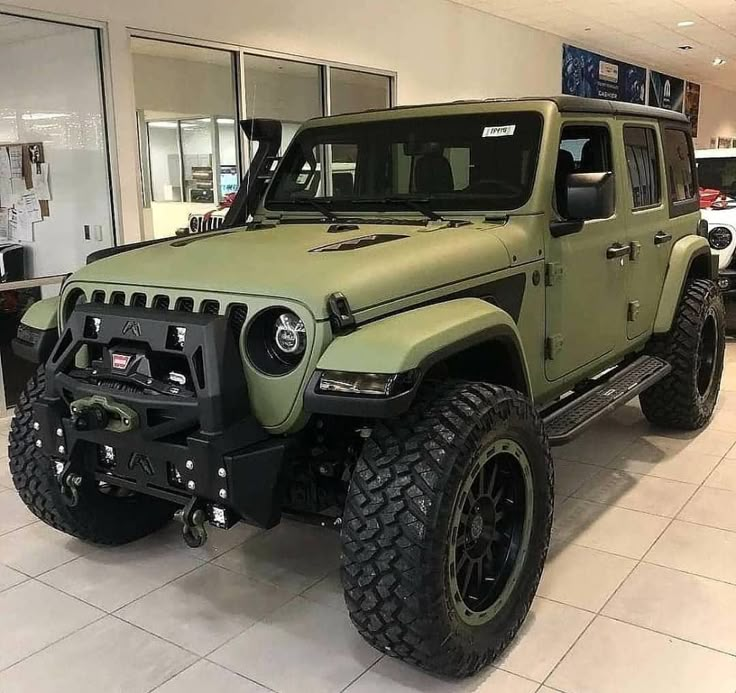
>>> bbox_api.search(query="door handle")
[654,231,673,245]
[607,243,630,260]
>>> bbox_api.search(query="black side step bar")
[543,355,671,446]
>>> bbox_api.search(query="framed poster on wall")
[649,71,685,112]
[685,82,701,137]
[562,44,646,104]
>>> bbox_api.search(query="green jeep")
[8,96,724,678]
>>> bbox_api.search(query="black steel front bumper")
[33,302,289,528]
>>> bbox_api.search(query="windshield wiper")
[382,197,444,222]
[282,197,339,222]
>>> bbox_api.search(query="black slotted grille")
[200,299,220,315]
[152,295,170,310]
[81,291,251,330]
[131,293,147,308]
[175,297,194,313]
[227,303,248,341]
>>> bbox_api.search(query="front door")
[618,121,670,340]
[544,119,628,381]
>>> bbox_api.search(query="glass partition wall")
[132,36,395,239]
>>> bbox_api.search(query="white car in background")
[696,148,736,328]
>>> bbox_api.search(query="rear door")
[618,120,670,339]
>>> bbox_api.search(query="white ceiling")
[451,0,736,90]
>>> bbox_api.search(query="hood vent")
[311,234,408,253]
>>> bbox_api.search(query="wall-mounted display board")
[562,44,646,104]
[0,142,51,243]
[649,71,685,112]
[685,82,701,137]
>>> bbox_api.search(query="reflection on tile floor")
[2,342,736,691]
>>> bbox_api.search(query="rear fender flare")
[653,236,715,334]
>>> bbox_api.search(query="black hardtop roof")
[315,95,690,125]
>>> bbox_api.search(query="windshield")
[697,157,736,195]
[265,111,543,214]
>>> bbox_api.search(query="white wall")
[2,0,563,243]
[694,83,736,149]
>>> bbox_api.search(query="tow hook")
[56,460,82,507]
[176,497,208,548]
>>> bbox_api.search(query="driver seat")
[413,153,454,194]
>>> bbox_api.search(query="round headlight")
[273,312,307,356]
[709,226,733,251]
[246,307,308,376]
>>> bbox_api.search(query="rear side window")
[663,128,696,203]
[624,127,661,209]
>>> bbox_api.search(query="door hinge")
[545,262,564,286]
[546,334,564,360]
[628,300,641,322]
[629,241,641,261]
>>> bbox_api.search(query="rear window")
[624,127,661,209]
[663,128,696,203]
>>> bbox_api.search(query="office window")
[624,127,661,209]
[330,68,391,116]
[664,128,696,202]
[131,38,239,237]
[243,55,322,154]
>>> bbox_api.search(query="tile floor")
[2,343,736,692]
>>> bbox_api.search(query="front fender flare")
[13,296,60,364]
[653,236,715,334]
[306,298,531,417]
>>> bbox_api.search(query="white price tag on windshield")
[482,125,516,138]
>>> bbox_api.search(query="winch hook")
[176,498,208,548]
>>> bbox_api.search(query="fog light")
[166,326,187,351]
[719,278,730,290]
[84,316,102,339]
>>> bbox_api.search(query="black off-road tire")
[8,366,176,545]
[341,381,553,678]
[640,278,725,430]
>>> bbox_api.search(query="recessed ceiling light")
[679,45,693,51]
[677,20,695,27]
[713,57,727,66]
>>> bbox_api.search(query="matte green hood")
[72,220,512,319]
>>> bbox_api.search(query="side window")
[623,127,661,209]
[555,125,612,218]
[663,128,696,203]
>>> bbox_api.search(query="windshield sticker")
[482,125,516,138]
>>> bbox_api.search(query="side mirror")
[551,172,615,238]
[566,172,615,221]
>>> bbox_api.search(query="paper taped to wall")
[32,163,50,201]
[0,178,11,208]
[0,148,10,179]
[8,146,22,178]
[11,178,26,205]
[22,191,42,223]
[8,207,33,243]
